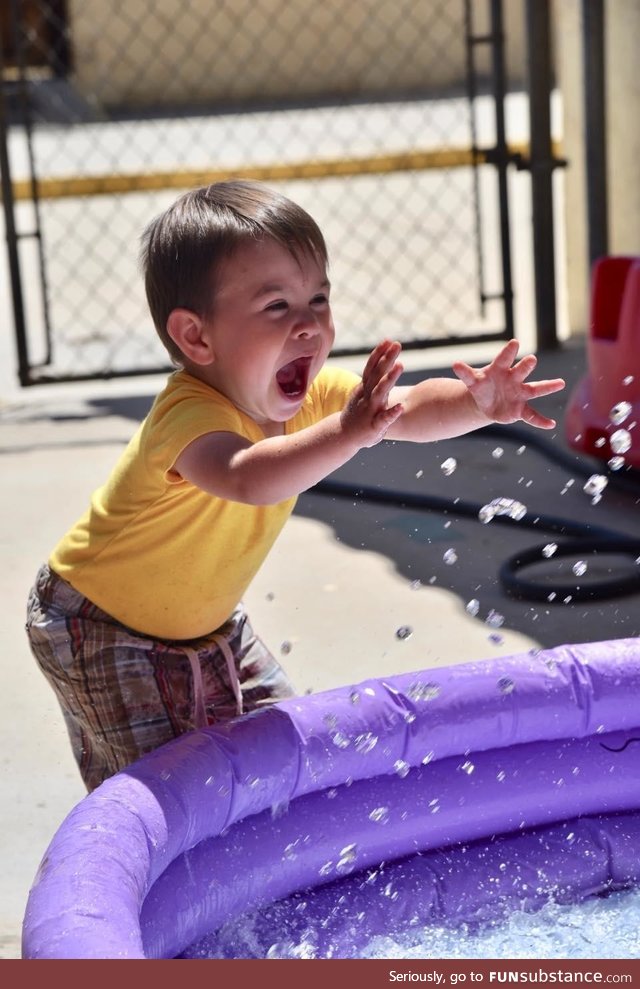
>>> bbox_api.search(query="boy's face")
[201,237,335,429]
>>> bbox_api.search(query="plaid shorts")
[26,563,295,792]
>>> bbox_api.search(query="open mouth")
[276,356,312,400]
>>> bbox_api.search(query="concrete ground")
[2,337,640,959]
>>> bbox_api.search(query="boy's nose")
[292,311,319,337]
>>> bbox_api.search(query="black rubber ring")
[499,538,640,602]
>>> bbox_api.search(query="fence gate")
[1,0,523,387]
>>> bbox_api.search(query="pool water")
[184,885,640,959]
[364,888,640,959]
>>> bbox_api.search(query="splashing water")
[610,429,632,455]
[186,875,640,960]
[362,887,640,959]
[478,498,527,524]
[583,474,608,500]
[440,457,457,476]
[395,625,413,641]
[609,401,632,426]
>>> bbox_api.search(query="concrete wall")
[67,0,527,107]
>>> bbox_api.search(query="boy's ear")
[166,308,215,366]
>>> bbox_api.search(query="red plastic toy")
[565,255,640,468]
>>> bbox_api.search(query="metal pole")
[489,0,515,340]
[582,0,608,267]
[525,0,558,349]
[0,39,31,385]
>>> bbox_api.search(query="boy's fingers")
[522,405,556,429]
[512,354,538,380]
[452,361,477,387]
[361,340,401,390]
[493,339,520,367]
[525,378,566,398]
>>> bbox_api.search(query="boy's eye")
[265,300,288,312]
[311,294,329,306]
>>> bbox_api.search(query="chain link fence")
[2,0,519,384]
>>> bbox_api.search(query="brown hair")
[140,180,328,363]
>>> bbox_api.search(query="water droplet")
[422,750,435,765]
[354,732,378,754]
[409,579,422,590]
[492,447,504,459]
[459,760,475,775]
[489,632,504,645]
[271,800,289,819]
[280,640,292,655]
[393,759,411,778]
[486,609,505,628]
[610,428,632,454]
[498,675,515,694]
[395,625,413,640]
[583,474,608,498]
[572,560,588,577]
[623,375,634,386]
[415,469,424,478]
[610,401,632,425]
[318,861,333,877]
[478,497,526,523]
[330,731,351,749]
[466,598,480,616]
[407,680,440,701]
[542,542,558,558]
[369,806,390,824]
[496,770,507,782]
[443,548,458,565]
[547,591,557,601]
[204,775,215,786]
[337,842,358,869]
[440,457,457,476]
[608,455,625,470]
[349,690,360,704]
[266,591,275,601]
[283,841,298,861]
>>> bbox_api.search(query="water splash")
[610,428,632,455]
[479,497,527,524]
[609,401,632,425]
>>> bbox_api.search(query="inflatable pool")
[22,639,640,959]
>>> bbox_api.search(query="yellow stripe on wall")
[11,142,560,201]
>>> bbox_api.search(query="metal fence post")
[525,0,559,350]
[582,0,608,268]
[0,39,31,386]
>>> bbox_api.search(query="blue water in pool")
[187,886,640,959]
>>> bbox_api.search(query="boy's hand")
[341,339,405,447]
[452,339,565,429]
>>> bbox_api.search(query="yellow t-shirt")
[50,365,360,640]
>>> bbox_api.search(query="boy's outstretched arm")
[173,339,404,505]
[385,338,565,442]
